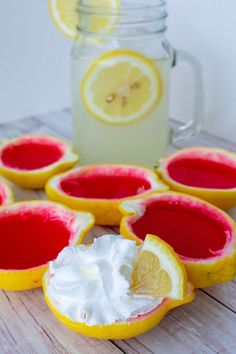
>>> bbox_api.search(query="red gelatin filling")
[168,157,236,189]
[1,138,64,170]
[60,170,152,199]
[0,208,71,269]
[131,199,231,259]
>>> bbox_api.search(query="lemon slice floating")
[81,50,162,125]
[48,0,119,39]
[132,235,186,300]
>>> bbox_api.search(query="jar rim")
[77,0,167,35]
[78,0,166,15]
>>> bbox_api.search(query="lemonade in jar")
[50,0,203,165]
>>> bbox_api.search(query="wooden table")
[0,109,236,354]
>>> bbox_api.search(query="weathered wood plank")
[35,108,73,140]
[202,281,236,313]
[0,117,42,140]
[0,289,123,354]
[114,291,236,354]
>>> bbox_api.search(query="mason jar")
[71,0,203,166]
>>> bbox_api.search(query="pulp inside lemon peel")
[0,207,74,270]
[132,250,172,297]
[131,198,232,259]
[167,154,236,190]
[1,138,64,171]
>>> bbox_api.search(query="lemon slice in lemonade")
[49,0,119,39]
[132,235,186,300]
[81,50,162,125]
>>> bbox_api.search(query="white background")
[0,0,235,142]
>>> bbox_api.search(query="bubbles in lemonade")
[71,50,171,166]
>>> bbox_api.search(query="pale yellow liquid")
[71,57,171,166]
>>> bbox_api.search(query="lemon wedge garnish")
[132,235,186,300]
[81,50,162,125]
[48,0,119,39]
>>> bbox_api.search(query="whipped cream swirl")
[47,235,162,326]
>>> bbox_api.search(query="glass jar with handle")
[71,0,204,166]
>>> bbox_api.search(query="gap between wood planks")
[200,290,236,315]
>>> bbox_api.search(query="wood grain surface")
[0,109,236,354]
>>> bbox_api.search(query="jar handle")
[171,49,204,143]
